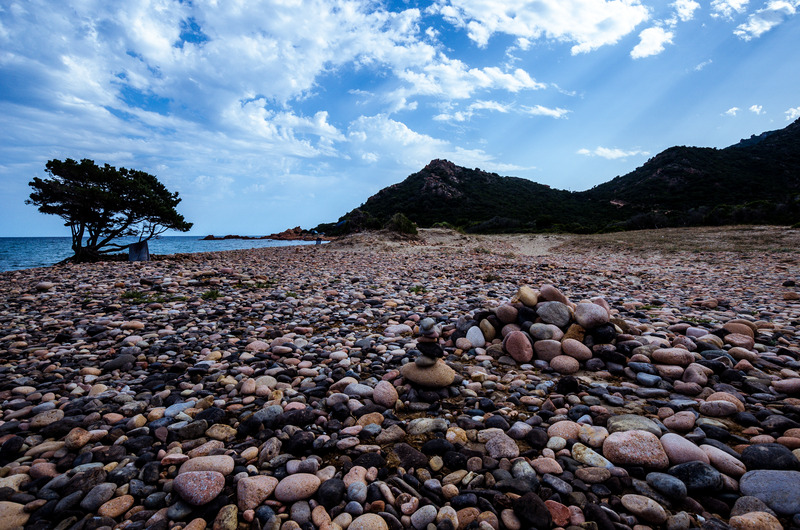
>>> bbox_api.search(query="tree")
[27,158,193,261]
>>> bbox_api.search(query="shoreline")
[0,226,798,529]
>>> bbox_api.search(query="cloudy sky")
[1,0,798,236]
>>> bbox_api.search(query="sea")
[0,236,319,272]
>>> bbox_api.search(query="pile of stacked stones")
[0,260,799,530]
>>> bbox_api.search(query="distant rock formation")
[201,227,332,241]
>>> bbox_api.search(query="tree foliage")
[27,158,192,261]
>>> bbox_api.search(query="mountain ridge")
[316,118,800,234]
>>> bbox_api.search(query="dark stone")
[279,408,316,427]
[66,467,107,493]
[450,493,478,509]
[103,354,136,371]
[443,451,468,470]
[141,461,161,484]
[668,461,723,492]
[123,436,155,454]
[54,490,83,513]
[495,477,537,495]
[760,414,800,433]
[317,478,346,510]
[94,444,127,463]
[195,406,226,424]
[525,428,549,449]
[255,505,277,526]
[583,503,617,530]
[513,492,552,529]
[741,443,800,471]
[352,452,386,469]
[484,415,510,430]
[421,439,455,455]
[284,431,315,455]
[394,443,427,469]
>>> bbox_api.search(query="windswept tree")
[27,158,193,261]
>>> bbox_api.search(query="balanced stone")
[400,360,455,387]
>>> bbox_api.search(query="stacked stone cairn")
[399,318,456,390]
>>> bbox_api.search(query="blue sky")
[1,0,798,236]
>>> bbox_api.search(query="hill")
[316,119,800,234]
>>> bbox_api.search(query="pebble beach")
[1,226,799,530]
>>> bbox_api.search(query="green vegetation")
[385,212,418,235]
[315,119,800,235]
[201,289,221,300]
[27,158,192,262]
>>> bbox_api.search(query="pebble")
[1,231,800,530]
[603,430,669,468]
[237,475,279,511]
[274,473,321,502]
[172,471,226,506]
[621,494,668,524]
[739,470,800,515]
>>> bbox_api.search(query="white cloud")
[577,146,650,159]
[433,0,650,54]
[433,100,511,122]
[672,0,701,21]
[631,27,674,58]
[786,107,800,120]
[397,58,544,102]
[694,59,713,71]
[734,1,799,40]
[749,104,764,114]
[521,105,570,119]
[711,0,750,18]
[724,107,740,116]
[348,114,522,171]
[435,101,568,122]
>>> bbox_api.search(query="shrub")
[385,212,418,235]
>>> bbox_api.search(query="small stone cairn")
[400,317,456,388]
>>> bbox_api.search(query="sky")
[1,0,799,237]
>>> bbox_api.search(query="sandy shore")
[0,226,799,530]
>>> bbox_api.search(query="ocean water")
[0,236,318,272]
